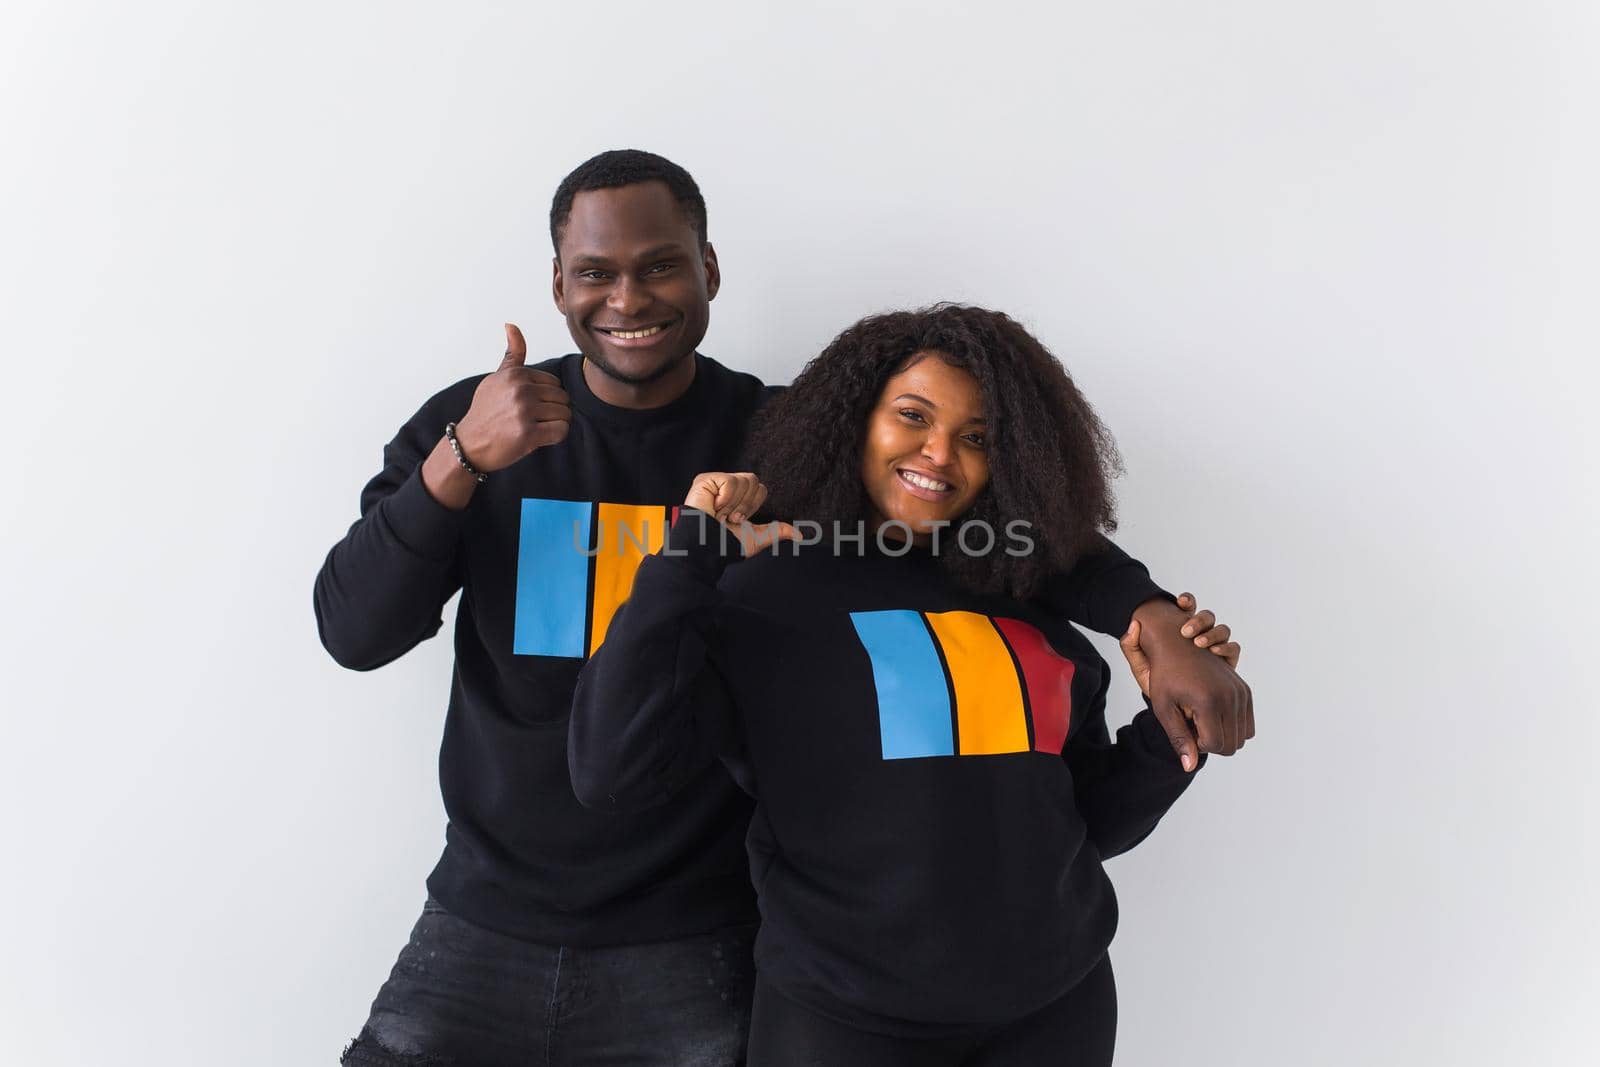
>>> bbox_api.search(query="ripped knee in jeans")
[340,1026,457,1066]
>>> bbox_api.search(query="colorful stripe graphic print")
[849,610,1076,760]
[513,499,679,658]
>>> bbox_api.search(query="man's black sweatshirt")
[314,352,1171,949]
[570,511,1200,1034]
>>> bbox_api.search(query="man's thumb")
[499,323,528,369]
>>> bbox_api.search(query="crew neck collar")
[562,351,708,426]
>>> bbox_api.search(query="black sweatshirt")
[570,510,1199,1034]
[315,351,1172,949]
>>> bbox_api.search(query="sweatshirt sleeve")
[568,509,744,812]
[1066,670,1203,859]
[311,386,474,671]
[1034,534,1175,638]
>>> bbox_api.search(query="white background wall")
[2,1,1595,1063]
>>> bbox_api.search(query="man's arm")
[312,392,474,671]
[313,324,573,671]
[1035,534,1169,637]
[1130,596,1255,768]
[1035,535,1255,771]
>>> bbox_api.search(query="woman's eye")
[963,434,986,448]
[898,409,925,423]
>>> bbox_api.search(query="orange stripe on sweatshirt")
[589,503,667,656]
[924,610,1029,755]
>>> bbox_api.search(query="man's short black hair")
[549,149,707,252]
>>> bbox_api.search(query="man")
[317,149,1251,1066]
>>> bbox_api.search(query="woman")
[570,304,1244,1064]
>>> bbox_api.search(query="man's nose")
[606,276,649,317]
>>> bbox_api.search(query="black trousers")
[341,898,756,1067]
[747,955,1116,1067]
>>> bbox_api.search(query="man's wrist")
[420,437,483,511]
[1131,596,1191,651]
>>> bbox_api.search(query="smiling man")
[554,180,714,400]
[315,149,1251,1066]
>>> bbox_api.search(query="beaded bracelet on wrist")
[444,421,488,483]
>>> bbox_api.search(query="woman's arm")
[568,508,745,812]
[1066,682,1204,859]
[1067,612,1243,856]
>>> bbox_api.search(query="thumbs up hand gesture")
[451,323,573,473]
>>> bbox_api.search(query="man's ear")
[552,255,567,314]
[703,242,720,301]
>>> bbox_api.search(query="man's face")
[552,182,719,386]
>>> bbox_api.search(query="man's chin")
[584,346,692,387]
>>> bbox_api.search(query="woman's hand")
[683,472,798,556]
[1119,593,1242,700]
[685,471,768,525]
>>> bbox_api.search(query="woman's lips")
[896,468,955,502]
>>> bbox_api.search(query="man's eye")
[580,270,610,281]
[646,263,675,275]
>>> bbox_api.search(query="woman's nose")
[920,433,954,466]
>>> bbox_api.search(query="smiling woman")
[569,303,1242,1064]
[859,355,992,537]
[549,159,721,406]
[748,303,1121,598]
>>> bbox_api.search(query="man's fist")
[451,323,572,473]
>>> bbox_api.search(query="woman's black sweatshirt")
[570,509,1200,1034]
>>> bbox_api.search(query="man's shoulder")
[696,354,786,413]
[696,353,770,395]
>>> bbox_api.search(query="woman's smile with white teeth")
[899,469,951,492]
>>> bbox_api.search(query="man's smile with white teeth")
[597,324,668,339]
[899,469,952,492]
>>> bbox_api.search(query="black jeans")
[746,955,1116,1067]
[342,898,756,1066]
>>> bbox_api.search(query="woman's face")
[860,353,990,540]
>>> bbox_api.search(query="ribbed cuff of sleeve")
[661,508,743,583]
[1100,581,1176,639]
[381,467,469,560]
[1133,704,1207,773]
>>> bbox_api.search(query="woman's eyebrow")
[892,393,985,422]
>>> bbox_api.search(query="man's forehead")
[562,184,698,258]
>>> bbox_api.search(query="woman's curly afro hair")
[743,303,1121,599]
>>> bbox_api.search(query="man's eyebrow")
[566,243,689,268]
[892,393,986,422]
